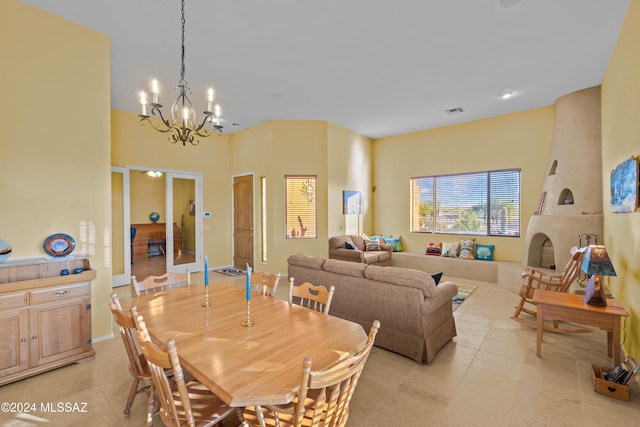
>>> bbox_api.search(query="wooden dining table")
[120,282,368,407]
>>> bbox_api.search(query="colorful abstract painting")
[610,157,639,213]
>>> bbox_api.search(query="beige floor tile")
[2,275,638,427]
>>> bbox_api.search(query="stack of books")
[605,357,640,385]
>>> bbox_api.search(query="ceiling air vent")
[445,107,464,115]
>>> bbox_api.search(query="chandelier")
[138,0,222,146]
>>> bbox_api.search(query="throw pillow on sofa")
[382,236,403,252]
[441,242,459,258]
[345,241,357,250]
[426,242,442,256]
[459,238,475,260]
[431,272,443,285]
[365,240,382,251]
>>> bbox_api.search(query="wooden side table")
[532,289,629,364]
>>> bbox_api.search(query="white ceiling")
[21,0,630,139]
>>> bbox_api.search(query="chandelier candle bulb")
[207,88,214,112]
[140,92,147,116]
[152,79,159,104]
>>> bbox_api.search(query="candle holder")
[241,299,254,326]
[202,286,211,307]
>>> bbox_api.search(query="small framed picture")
[189,200,196,216]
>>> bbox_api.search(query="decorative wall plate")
[43,233,75,257]
[0,238,12,263]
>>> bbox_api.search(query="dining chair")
[251,271,281,297]
[133,313,236,427]
[131,267,191,297]
[109,293,155,426]
[147,231,166,257]
[241,320,380,427]
[288,277,335,314]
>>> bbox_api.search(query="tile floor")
[1,272,638,426]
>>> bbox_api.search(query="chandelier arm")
[149,105,173,130]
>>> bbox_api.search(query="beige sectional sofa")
[328,235,393,266]
[287,254,458,363]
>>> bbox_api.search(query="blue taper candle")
[204,256,209,286]
[246,264,251,300]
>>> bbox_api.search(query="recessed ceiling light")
[271,93,284,99]
[501,91,514,99]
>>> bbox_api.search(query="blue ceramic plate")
[43,233,75,257]
[0,238,11,263]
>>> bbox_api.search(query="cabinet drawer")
[0,292,27,311]
[29,282,91,305]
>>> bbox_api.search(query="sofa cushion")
[323,259,367,277]
[350,235,366,251]
[364,265,436,298]
[329,235,354,250]
[287,254,326,270]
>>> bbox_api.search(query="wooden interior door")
[234,175,254,269]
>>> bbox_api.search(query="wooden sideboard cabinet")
[0,256,96,386]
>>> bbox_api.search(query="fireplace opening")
[527,232,556,269]
[540,238,555,269]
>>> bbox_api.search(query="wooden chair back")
[131,267,190,297]
[251,271,281,297]
[512,249,586,327]
[109,293,154,420]
[134,313,233,427]
[288,277,335,315]
[243,320,380,427]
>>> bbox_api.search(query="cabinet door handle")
[53,290,70,297]
[20,338,27,343]
[31,336,38,341]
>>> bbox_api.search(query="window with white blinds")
[411,169,520,237]
[285,175,317,239]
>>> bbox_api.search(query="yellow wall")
[230,121,329,274]
[327,123,374,235]
[1,1,112,338]
[130,172,166,224]
[111,109,232,268]
[372,107,555,261]
[602,0,640,359]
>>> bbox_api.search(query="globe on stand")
[150,212,160,223]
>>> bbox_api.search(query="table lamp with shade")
[581,245,616,307]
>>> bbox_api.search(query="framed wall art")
[610,156,639,213]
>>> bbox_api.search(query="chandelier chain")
[180,0,186,82]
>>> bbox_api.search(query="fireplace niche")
[523,86,604,273]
